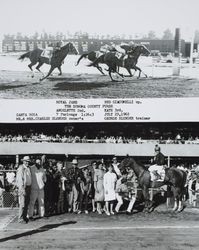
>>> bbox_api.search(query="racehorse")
[91,44,150,81]
[18,42,78,81]
[76,51,106,75]
[119,157,187,212]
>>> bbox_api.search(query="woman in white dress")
[103,164,117,215]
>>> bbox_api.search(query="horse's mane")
[125,157,148,171]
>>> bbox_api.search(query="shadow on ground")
[0,220,77,242]
[0,84,26,91]
[52,81,112,91]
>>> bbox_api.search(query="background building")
[2,37,197,57]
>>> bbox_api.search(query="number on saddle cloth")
[115,52,122,59]
[149,165,165,182]
[41,48,53,59]
[96,51,103,58]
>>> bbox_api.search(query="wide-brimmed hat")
[22,156,30,162]
[72,159,78,165]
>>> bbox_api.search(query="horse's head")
[68,42,79,55]
[139,45,150,56]
[129,44,150,58]
[119,156,135,171]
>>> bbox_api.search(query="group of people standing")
[15,156,46,223]
[15,155,138,223]
[65,157,138,216]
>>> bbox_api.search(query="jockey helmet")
[155,145,161,152]
[128,41,135,46]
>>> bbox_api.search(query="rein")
[138,169,145,180]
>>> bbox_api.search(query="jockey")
[99,42,126,59]
[52,40,64,56]
[120,41,136,55]
[148,145,166,182]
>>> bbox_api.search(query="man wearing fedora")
[67,158,83,213]
[15,156,32,223]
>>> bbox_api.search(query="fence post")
[16,155,19,165]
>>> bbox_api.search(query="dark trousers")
[18,186,31,221]
[78,192,89,211]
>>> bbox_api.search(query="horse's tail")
[18,51,30,61]
[76,53,89,66]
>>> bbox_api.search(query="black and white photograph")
[1,0,199,250]
[0,0,199,98]
[0,122,199,249]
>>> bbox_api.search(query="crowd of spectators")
[1,132,199,144]
[0,155,199,222]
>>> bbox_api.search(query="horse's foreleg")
[173,199,178,211]
[57,66,62,76]
[142,186,151,212]
[134,66,147,78]
[177,200,183,212]
[40,66,55,81]
[126,68,133,77]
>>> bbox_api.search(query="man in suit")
[15,156,32,223]
[66,158,83,212]
[29,158,46,220]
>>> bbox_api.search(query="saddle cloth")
[115,52,123,59]
[96,51,103,58]
[41,48,53,59]
[148,164,165,182]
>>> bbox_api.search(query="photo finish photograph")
[0,0,199,98]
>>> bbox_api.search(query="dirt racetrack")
[0,206,199,250]
[0,54,199,98]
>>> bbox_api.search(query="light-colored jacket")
[15,164,31,190]
[30,165,46,190]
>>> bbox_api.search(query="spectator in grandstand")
[15,156,32,223]
[103,164,117,216]
[77,167,91,214]
[94,162,105,214]
[175,133,182,143]
[67,158,83,213]
[29,158,46,220]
